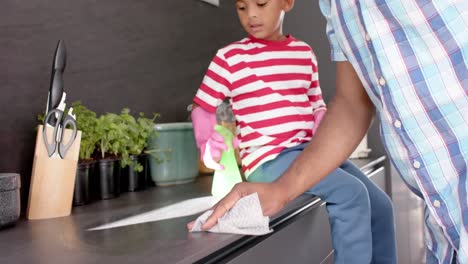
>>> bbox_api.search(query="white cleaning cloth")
[190,193,272,235]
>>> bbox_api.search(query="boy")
[190,0,396,263]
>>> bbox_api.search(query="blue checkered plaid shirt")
[319,1,468,263]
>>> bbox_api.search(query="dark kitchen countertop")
[0,157,384,264]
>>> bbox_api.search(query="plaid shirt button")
[379,77,386,86]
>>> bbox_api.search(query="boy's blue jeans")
[248,143,397,264]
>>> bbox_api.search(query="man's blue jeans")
[248,144,397,264]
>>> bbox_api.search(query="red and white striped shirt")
[194,35,326,176]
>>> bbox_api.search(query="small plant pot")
[138,154,149,190]
[73,161,95,206]
[148,122,198,186]
[98,158,121,199]
[89,162,99,201]
[122,155,139,192]
[122,154,149,192]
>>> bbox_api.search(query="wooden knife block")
[27,125,81,220]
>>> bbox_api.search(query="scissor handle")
[43,109,63,157]
[58,114,78,159]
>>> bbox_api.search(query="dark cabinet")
[226,202,333,264]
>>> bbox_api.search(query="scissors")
[42,40,78,159]
[42,95,78,159]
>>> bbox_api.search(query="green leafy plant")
[117,108,138,170]
[135,112,159,153]
[40,103,169,173]
[95,112,128,160]
[119,109,162,172]
[37,113,45,124]
[140,113,172,166]
[71,101,99,161]
[145,145,172,164]
[145,131,172,164]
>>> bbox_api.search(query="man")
[197,1,467,263]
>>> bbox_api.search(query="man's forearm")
[275,62,375,201]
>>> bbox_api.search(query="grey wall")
[1,0,384,212]
[1,1,245,209]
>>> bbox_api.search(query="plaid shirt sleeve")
[319,0,348,62]
[317,0,468,262]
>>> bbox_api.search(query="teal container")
[148,122,199,186]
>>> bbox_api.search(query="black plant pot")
[98,158,121,199]
[73,161,95,206]
[122,154,149,192]
[89,162,99,201]
[122,155,138,192]
[138,154,149,190]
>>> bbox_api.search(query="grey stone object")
[0,173,21,228]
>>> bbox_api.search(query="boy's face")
[235,0,293,41]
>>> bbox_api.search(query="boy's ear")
[283,0,295,12]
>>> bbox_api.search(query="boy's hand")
[202,133,240,170]
[192,105,240,171]
[187,181,289,231]
[201,132,227,170]
[192,106,224,170]
[312,109,326,135]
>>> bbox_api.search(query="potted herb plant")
[71,101,99,205]
[119,109,160,191]
[117,108,138,192]
[95,112,127,199]
[133,112,159,190]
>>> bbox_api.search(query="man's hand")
[188,61,374,232]
[187,182,289,231]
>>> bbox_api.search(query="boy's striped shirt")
[194,35,325,176]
